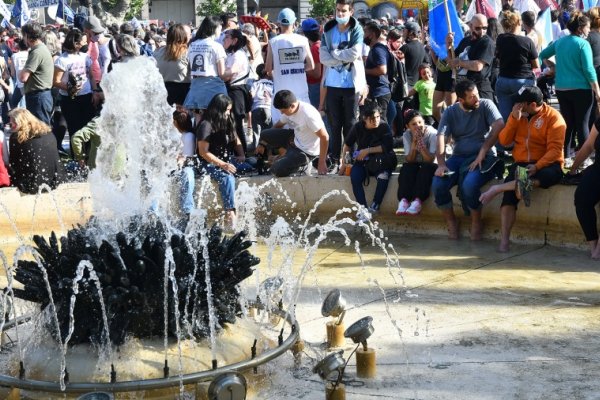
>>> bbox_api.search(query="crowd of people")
[1,0,600,258]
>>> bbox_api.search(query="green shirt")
[414,79,436,117]
[23,43,54,94]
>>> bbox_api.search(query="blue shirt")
[325,27,354,89]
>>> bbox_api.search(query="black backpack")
[387,51,408,102]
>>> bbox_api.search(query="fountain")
[0,57,405,399]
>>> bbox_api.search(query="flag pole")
[443,0,458,79]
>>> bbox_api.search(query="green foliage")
[105,0,146,19]
[309,0,334,18]
[196,0,236,17]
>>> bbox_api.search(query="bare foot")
[470,219,483,241]
[448,217,459,240]
[592,248,600,259]
[479,186,500,205]
[497,240,510,253]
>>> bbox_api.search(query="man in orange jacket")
[479,86,565,252]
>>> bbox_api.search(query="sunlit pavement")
[250,232,600,399]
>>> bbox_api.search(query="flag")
[0,0,11,22]
[1,18,10,29]
[11,0,29,28]
[535,7,554,50]
[582,0,595,10]
[429,0,464,60]
[465,0,502,21]
[57,0,75,25]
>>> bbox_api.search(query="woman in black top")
[495,10,539,122]
[8,108,64,194]
[338,102,397,221]
[570,117,600,259]
[196,94,252,227]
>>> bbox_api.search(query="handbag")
[365,152,398,175]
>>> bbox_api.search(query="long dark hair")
[204,94,236,142]
[225,29,247,53]
[194,16,221,41]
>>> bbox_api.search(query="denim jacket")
[319,17,366,95]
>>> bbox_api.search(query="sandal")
[514,166,533,207]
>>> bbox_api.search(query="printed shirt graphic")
[188,38,226,78]
[325,27,353,88]
[54,52,92,97]
[269,33,310,102]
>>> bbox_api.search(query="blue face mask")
[336,16,350,25]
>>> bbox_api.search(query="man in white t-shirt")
[265,8,314,121]
[256,90,329,177]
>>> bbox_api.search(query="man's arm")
[265,42,274,77]
[434,133,449,177]
[469,118,504,171]
[315,127,329,175]
[304,42,315,72]
[19,69,30,83]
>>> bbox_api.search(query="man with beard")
[447,14,495,101]
[431,79,504,241]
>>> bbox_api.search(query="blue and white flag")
[1,17,10,29]
[429,0,464,60]
[11,0,30,28]
[57,0,74,24]
[0,0,11,22]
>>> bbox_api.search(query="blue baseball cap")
[301,18,320,32]
[277,8,297,26]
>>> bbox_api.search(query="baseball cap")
[301,18,320,32]
[277,8,297,26]
[83,15,105,34]
[404,21,421,34]
[514,86,543,104]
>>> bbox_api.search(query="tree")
[77,0,146,24]
[196,0,236,17]
[308,0,334,18]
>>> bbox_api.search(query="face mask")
[336,16,350,25]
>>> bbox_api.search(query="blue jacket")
[319,17,366,94]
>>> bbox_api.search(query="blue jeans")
[350,163,392,207]
[201,160,253,210]
[431,155,494,211]
[495,76,535,122]
[25,89,53,126]
[179,166,195,214]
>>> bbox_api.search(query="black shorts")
[435,69,455,92]
[501,162,563,207]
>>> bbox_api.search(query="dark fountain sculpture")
[12,218,260,347]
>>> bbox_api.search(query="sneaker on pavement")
[405,199,422,215]
[396,198,410,215]
[368,202,380,214]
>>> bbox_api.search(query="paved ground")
[249,231,600,400]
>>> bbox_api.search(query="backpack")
[387,51,408,102]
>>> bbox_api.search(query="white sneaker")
[396,198,410,215]
[405,199,422,215]
[564,157,574,168]
[582,158,594,169]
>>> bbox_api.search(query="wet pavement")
[250,232,600,399]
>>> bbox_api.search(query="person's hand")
[220,162,237,174]
[435,165,449,177]
[511,103,524,120]
[176,155,185,167]
[355,148,370,161]
[78,159,87,168]
[255,143,265,156]
[469,153,484,171]
[338,163,347,176]
[234,155,246,163]
[317,159,328,175]
[526,163,537,176]
[445,32,454,48]
[92,91,104,107]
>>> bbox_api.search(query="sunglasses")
[474,26,488,31]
